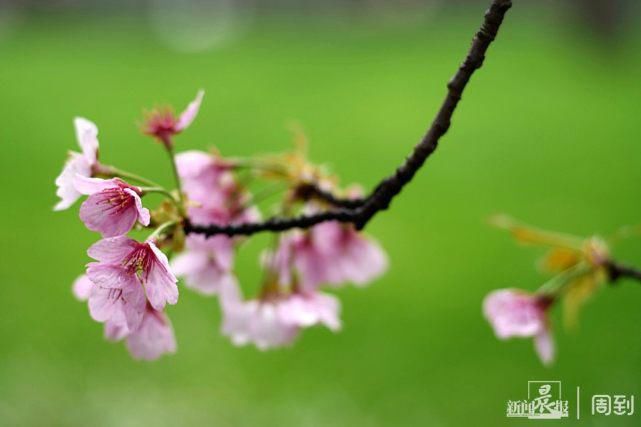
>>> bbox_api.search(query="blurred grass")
[1,6,641,426]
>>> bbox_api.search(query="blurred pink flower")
[277,221,388,291]
[221,282,341,350]
[74,176,150,237]
[72,274,93,301]
[54,117,100,211]
[104,317,130,342]
[86,236,178,311]
[171,234,237,296]
[175,150,258,227]
[175,150,226,185]
[144,90,204,143]
[483,289,554,365]
[221,297,299,350]
[277,292,341,332]
[126,306,176,361]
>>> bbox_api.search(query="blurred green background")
[2,1,641,426]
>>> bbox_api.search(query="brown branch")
[292,183,366,209]
[605,260,641,284]
[185,0,513,238]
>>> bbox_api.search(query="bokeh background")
[2,0,641,425]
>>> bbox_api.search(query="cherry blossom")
[144,90,204,143]
[125,306,177,361]
[71,274,174,359]
[74,176,150,237]
[76,268,147,336]
[57,90,398,362]
[171,234,237,296]
[221,297,299,350]
[483,289,554,365]
[86,236,178,311]
[71,274,93,301]
[175,150,258,227]
[172,150,258,296]
[54,117,100,211]
[220,277,341,350]
[276,221,388,291]
[276,291,341,332]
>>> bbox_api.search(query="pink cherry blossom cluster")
[482,215,612,365]
[55,91,388,360]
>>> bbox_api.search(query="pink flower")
[104,318,130,342]
[220,282,341,350]
[72,274,136,341]
[74,176,150,237]
[175,150,258,227]
[144,90,204,143]
[86,236,178,311]
[277,221,388,291]
[277,292,341,332]
[72,274,93,301]
[171,234,237,296]
[483,289,555,365]
[72,272,146,335]
[72,275,174,359]
[54,117,100,211]
[87,277,147,333]
[175,150,229,196]
[126,306,176,361]
[221,297,299,350]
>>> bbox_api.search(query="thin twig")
[605,260,641,284]
[185,0,513,238]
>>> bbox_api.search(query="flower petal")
[72,274,93,301]
[483,289,545,339]
[104,318,129,342]
[87,236,136,263]
[79,191,138,237]
[54,152,91,211]
[221,299,255,347]
[175,90,204,132]
[126,309,176,360]
[144,243,179,310]
[171,250,210,277]
[250,304,299,350]
[339,235,388,286]
[88,286,124,323]
[126,188,150,226]
[278,293,341,331]
[73,175,120,196]
[175,150,216,180]
[534,329,555,366]
[121,282,147,331]
[86,263,137,289]
[74,117,99,164]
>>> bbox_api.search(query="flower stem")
[147,220,177,242]
[163,142,186,216]
[537,262,592,297]
[140,186,174,199]
[229,158,290,178]
[96,164,162,188]
[139,186,182,210]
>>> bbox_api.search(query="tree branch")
[605,260,641,284]
[292,183,366,209]
[185,0,513,238]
